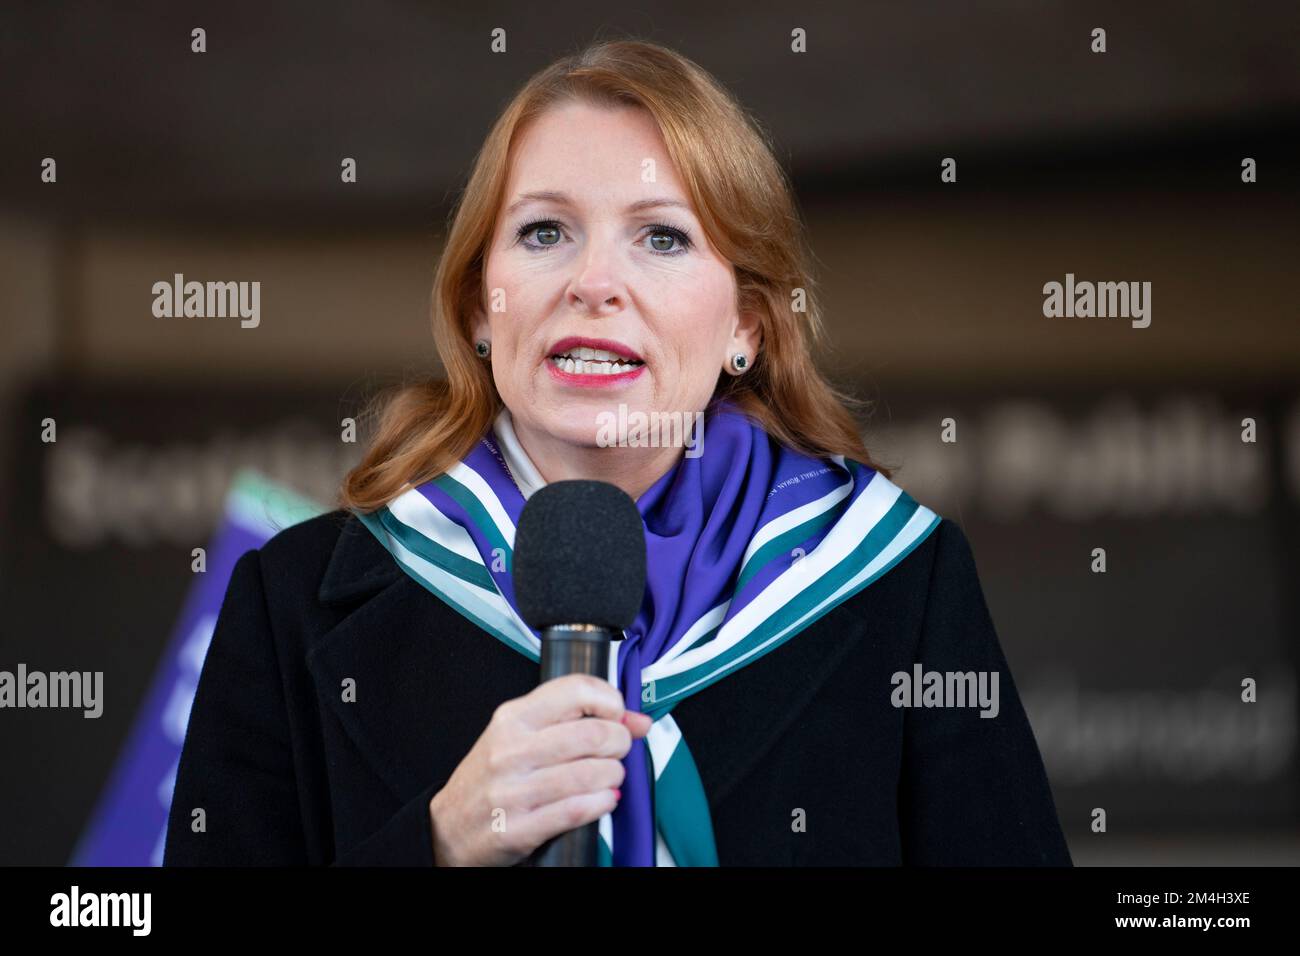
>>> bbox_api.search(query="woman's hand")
[427,673,654,866]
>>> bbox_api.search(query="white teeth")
[551,355,642,375]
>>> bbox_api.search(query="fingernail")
[613,788,621,800]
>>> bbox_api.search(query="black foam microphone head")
[513,479,647,631]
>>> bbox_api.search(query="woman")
[164,39,1071,867]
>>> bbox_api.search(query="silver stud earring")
[731,352,748,373]
[475,339,491,358]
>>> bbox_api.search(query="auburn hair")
[338,38,890,513]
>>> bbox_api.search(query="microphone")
[513,479,646,867]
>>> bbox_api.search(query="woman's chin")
[520,406,642,451]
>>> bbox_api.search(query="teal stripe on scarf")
[432,473,514,567]
[677,624,722,658]
[734,504,841,594]
[646,493,924,708]
[653,731,719,866]
[355,508,540,663]
[374,505,497,592]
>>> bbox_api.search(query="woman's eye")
[647,230,678,253]
[514,220,692,255]
[644,225,693,255]
[516,220,563,248]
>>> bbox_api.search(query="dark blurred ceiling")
[2,0,1297,226]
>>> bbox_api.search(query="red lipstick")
[545,336,647,389]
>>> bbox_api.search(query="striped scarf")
[354,399,939,866]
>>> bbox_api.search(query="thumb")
[621,710,654,736]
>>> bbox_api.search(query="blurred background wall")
[1,1,1297,864]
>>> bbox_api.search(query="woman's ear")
[731,309,763,359]
[471,309,490,345]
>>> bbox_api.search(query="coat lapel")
[307,514,536,804]
[668,598,871,809]
[306,513,869,815]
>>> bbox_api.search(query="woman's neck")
[507,414,685,502]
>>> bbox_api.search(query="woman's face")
[473,100,760,464]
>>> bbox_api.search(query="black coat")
[163,509,1073,866]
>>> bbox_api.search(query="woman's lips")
[545,359,647,389]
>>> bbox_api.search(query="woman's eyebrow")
[505,191,693,216]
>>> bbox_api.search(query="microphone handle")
[528,625,615,867]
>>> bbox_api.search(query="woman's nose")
[568,239,624,312]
